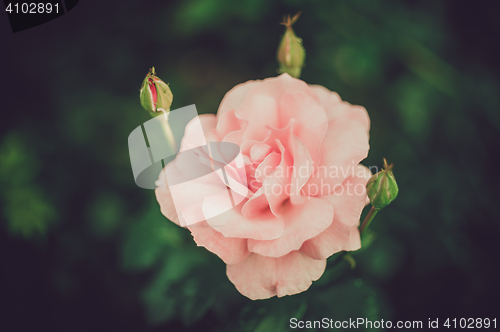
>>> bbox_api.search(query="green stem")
[359,206,379,234]
[161,117,177,153]
[326,205,379,268]
[152,111,177,153]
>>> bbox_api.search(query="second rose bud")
[140,67,173,114]
[277,12,306,78]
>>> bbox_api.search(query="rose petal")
[179,114,217,152]
[342,226,361,251]
[226,251,326,300]
[247,197,334,258]
[215,110,244,139]
[288,130,312,205]
[300,217,350,260]
[309,85,369,132]
[157,160,232,227]
[155,182,179,225]
[204,193,285,240]
[260,139,292,216]
[254,152,281,182]
[355,164,373,182]
[355,164,373,205]
[235,95,279,142]
[245,74,321,105]
[300,166,369,259]
[218,81,260,116]
[156,162,225,226]
[321,168,369,227]
[303,106,370,195]
[279,92,328,166]
[250,143,274,163]
[309,84,342,111]
[222,119,248,145]
[240,187,269,219]
[188,221,249,265]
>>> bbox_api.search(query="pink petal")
[235,95,279,142]
[197,146,249,200]
[250,118,294,154]
[240,188,269,218]
[179,114,217,152]
[254,152,281,182]
[218,81,260,117]
[245,74,321,105]
[287,130,312,205]
[342,226,361,251]
[300,217,350,260]
[226,251,326,300]
[188,221,249,265]
[252,121,313,206]
[158,161,230,227]
[278,92,328,166]
[155,183,179,225]
[250,143,274,163]
[309,85,369,131]
[154,162,194,225]
[203,194,285,241]
[308,85,342,118]
[303,106,370,195]
[222,119,248,145]
[300,167,369,259]
[321,168,369,227]
[247,197,334,258]
[260,140,292,216]
[215,110,244,139]
[356,164,373,182]
[355,164,373,205]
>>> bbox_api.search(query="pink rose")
[156,73,371,300]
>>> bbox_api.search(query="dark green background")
[1,0,499,331]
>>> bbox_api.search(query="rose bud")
[277,12,305,78]
[366,158,399,209]
[140,67,173,113]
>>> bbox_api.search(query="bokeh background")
[1,0,500,331]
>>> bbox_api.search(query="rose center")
[244,143,279,192]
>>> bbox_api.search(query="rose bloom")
[156,73,371,300]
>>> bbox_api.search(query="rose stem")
[327,205,380,268]
[359,206,379,234]
[159,111,176,153]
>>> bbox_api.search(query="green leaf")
[141,248,206,324]
[311,278,389,324]
[179,276,216,326]
[358,236,405,281]
[87,192,124,238]
[122,204,184,270]
[0,133,38,187]
[233,296,308,332]
[4,186,57,238]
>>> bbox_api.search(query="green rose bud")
[139,67,173,113]
[277,12,306,78]
[366,158,399,209]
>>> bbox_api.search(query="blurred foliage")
[1,0,500,331]
[0,133,57,237]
